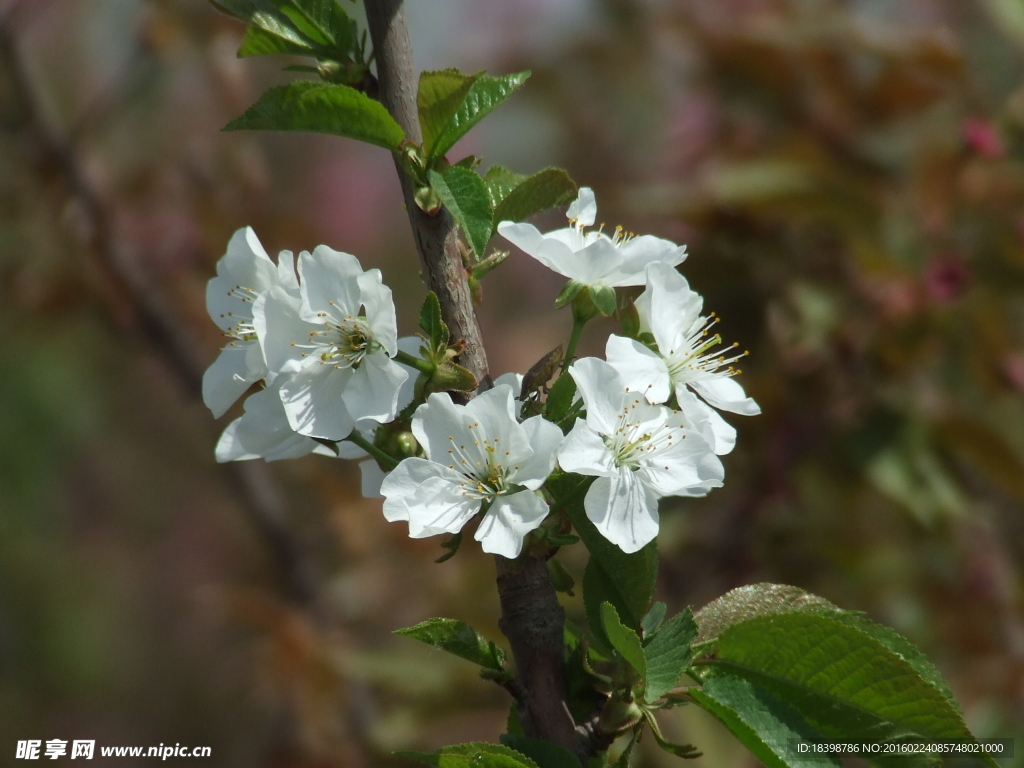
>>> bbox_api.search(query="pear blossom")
[558,357,724,553]
[496,187,686,289]
[380,385,563,558]
[255,246,408,441]
[606,262,759,455]
[203,227,297,417]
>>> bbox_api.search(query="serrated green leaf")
[419,70,479,158]
[238,23,313,57]
[429,167,494,256]
[484,165,528,209]
[492,168,578,232]
[397,742,540,768]
[394,618,505,672]
[225,81,404,149]
[278,0,354,50]
[641,601,667,637]
[600,602,647,679]
[419,70,530,160]
[642,607,697,703]
[704,611,996,767]
[694,583,840,644]
[690,675,842,768]
[498,735,582,768]
[418,292,449,353]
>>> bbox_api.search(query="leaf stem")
[395,348,434,373]
[345,430,399,470]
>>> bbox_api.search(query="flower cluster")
[203,188,757,556]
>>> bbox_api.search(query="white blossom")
[606,262,759,454]
[380,385,563,558]
[496,187,686,289]
[558,357,724,553]
[255,246,408,441]
[203,227,297,417]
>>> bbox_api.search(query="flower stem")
[345,430,399,470]
[394,348,434,374]
[563,315,587,372]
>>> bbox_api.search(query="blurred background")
[2,0,1024,765]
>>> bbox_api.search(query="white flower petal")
[642,261,702,354]
[219,227,277,291]
[254,284,311,374]
[358,269,399,355]
[585,469,660,554]
[566,187,597,227]
[636,434,724,497]
[691,377,761,416]
[475,491,550,558]
[215,385,325,462]
[610,236,686,287]
[202,346,262,418]
[298,247,363,320]
[605,335,672,404]
[411,392,477,465]
[277,364,356,440]
[340,352,408,424]
[676,388,736,455]
[401,476,481,538]
[557,418,617,478]
[514,415,564,489]
[380,457,458,520]
[569,357,629,436]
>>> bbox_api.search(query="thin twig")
[362,2,585,760]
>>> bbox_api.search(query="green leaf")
[600,602,647,679]
[694,583,839,644]
[429,167,494,256]
[238,23,313,57]
[484,165,528,209]
[214,0,357,60]
[398,743,540,768]
[690,675,841,768]
[492,168,578,232]
[394,618,505,672]
[418,69,530,159]
[544,372,577,423]
[418,292,449,353]
[225,81,404,149]
[498,735,582,768]
[701,611,996,767]
[641,601,667,637]
[642,607,697,703]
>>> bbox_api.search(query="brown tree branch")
[0,14,320,611]
[363,2,584,760]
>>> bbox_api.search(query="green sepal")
[394,618,506,672]
[590,284,618,316]
[619,298,641,339]
[429,167,494,257]
[224,81,404,149]
[435,532,463,563]
[642,710,702,759]
[554,280,584,310]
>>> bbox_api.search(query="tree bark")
[363,2,582,759]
